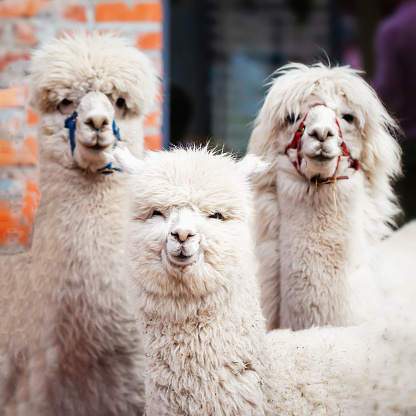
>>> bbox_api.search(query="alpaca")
[113,146,274,415]
[0,31,158,415]
[115,146,416,416]
[247,63,402,330]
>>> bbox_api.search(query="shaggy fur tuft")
[0,31,158,415]
[30,30,158,117]
[248,63,402,330]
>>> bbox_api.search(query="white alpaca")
[114,147,274,415]
[115,146,416,416]
[0,31,158,415]
[248,63,402,330]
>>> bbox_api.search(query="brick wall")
[0,0,164,253]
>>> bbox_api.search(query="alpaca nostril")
[308,126,335,142]
[171,230,195,243]
[84,115,110,131]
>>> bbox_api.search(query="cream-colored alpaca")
[0,31,158,415]
[114,147,274,415]
[115,146,416,416]
[248,63,402,330]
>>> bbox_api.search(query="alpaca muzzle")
[285,106,360,183]
[167,209,200,265]
[64,111,122,174]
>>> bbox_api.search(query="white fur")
[123,148,416,415]
[379,220,416,314]
[248,63,402,330]
[0,31,158,415]
[266,316,416,415]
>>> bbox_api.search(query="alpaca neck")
[277,172,378,329]
[138,278,272,415]
[33,161,127,282]
[26,159,146,414]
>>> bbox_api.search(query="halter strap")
[285,109,360,183]
[64,111,123,174]
[64,111,78,156]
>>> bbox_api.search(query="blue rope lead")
[96,162,123,175]
[64,111,78,156]
[112,120,121,141]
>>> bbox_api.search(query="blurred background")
[1,0,415,251]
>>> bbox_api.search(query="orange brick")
[95,2,162,22]
[22,180,40,219]
[0,51,31,71]
[0,140,17,165]
[144,133,162,151]
[137,32,162,50]
[63,4,87,22]
[15,21,37,45]
[0,0,50,17]
[0,86,27,108]
[26,108,38,125]
[21,135,38,164]
[144,110,161,128]
[0,135,38,166]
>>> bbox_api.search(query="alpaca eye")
[61,98,73,106]
[152,210,164,217]
[58,98,76,115]
[116,98,126,109]
[286,114,300,124]
[342,114,355,123]
[209,212,224,220]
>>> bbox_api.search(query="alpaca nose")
[171,227,196,243]
[84,114,110,131]
[307,124,337,142]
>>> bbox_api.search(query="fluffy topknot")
[29,30,159,116]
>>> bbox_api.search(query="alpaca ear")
[238,154,269,178]
[107,147,143,175]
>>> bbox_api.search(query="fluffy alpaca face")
[115,148,265,299]
[250,63,401,188]
[268,86,363,183]
[29,31,158,171]
[289,100,363,180]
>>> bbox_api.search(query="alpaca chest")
[277,203,361,328]
[143,320,269,416]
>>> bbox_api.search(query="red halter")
[284,111,360,183]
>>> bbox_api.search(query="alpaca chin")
[302,155,339,180]
[74,141,114,171]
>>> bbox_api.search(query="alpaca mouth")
[81,141,114,153]
[306,152,338,163]
[309,154,334,162]
[167,251,197,266]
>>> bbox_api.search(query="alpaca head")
[112,147,266,300]
[29,31,159,172]
[249,63,402,227]
[291,104,362,180]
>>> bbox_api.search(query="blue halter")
[64,111,122,174]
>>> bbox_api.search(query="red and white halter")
[284,109,360,184]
